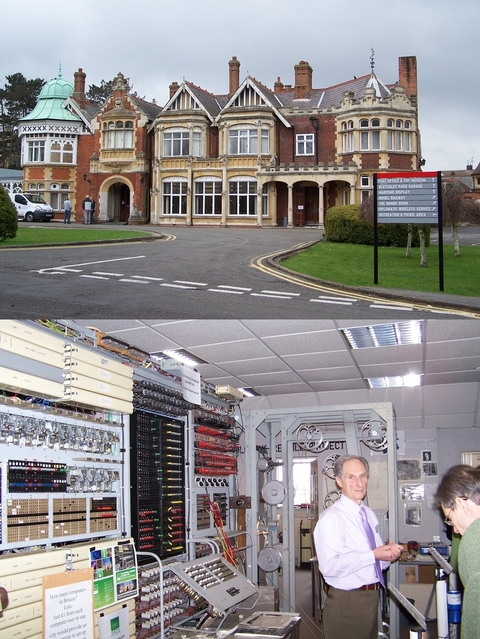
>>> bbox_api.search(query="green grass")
[281,241,480,297]
[0,227,153,247]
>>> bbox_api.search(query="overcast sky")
[2,0,479,171]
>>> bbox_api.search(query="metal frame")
[242,402,399,634]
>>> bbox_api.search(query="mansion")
[17,56,421,227]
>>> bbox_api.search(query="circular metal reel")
[323,454,340,479]
[296,424,329,453]
[257,545,283,572]
[261,480,287,505]
[361,420,388,451]
[323,489,341,509]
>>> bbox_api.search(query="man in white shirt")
[313,455,402,639]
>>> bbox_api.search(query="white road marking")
[261,290,300,296]
[93,272,124,277]
[119,278,150,284]
[217,285,252,291]
[79,274,110,280]
[209,288,244,294]
[370,303,413,311]
[310,298,353,306]
[36,255,146,273]
[316,295,358,302]
[161,283,197,289]
[174,280,207,286]
[251,293,293,299]
[56,268,83,272]
[131,275,164,281]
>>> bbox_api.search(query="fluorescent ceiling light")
[342,320,423,349]
[150,349,208,367]
[239,387,262,397]
[367,374,422,388]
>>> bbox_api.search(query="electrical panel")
[0,403,128,550]
[189,406,241,563]
[130,409,186,559]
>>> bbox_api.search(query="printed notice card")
[43,568,94,639]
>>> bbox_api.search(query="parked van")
[9,192,54,222]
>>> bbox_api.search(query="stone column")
[318,184,324,225]
[287,184,293,227]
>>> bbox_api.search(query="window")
[194,180,222,215]
[50,189,59,210]
[387,119,412,151]
[163,180,187,215]
[103,121,134,149]
[296,133,314,156]
[229,179,257,215]
[229,128,268,155]
[343,131,354,153]
[360,131,369,150]
[230,129,254,154]
[50,140,74,163]
[163,128,200,157]
[262,184,269,216]
[359,119,380,151]
[164,130,189,156]
[361,175,370,188]
[27,140,45,162]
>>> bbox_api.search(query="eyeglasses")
[444,497,468,526]
[444,506,454,526]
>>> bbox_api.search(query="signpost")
[374,171,443,290]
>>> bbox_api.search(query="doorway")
[108,182,130,223]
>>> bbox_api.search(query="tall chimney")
[73,68,86,109]
[398,56,417,108]
[229,56,240,96]
[169,81,179,99]
[294,61,313,99]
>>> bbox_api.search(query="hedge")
[324,205,430,247]
[0,185,18,241]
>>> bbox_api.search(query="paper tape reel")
[261,480,287,505]
[257,545,283,572]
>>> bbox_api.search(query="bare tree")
[442,182,480,257]
[359,193,428,266]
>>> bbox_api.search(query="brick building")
[151,55,421,227]
[18,55,420,227]
[18,69,161,222]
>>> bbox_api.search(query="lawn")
[281,241,480,297]
[0,227,153,247]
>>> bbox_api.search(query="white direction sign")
[376,171,439,224]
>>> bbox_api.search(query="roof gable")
[219,77,291,127]
[162,83,220,121]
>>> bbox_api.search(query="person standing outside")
[313,454,402,639]
[63,195,72,224]
[434,464,480,639]
[82,195,93,224]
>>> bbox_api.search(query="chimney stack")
[294,61,313,99]
[398,56,417,108]
[229,56,240,96]
[169,81,179,99]
[73,68,86,109]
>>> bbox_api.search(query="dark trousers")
[322,586,379,639]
